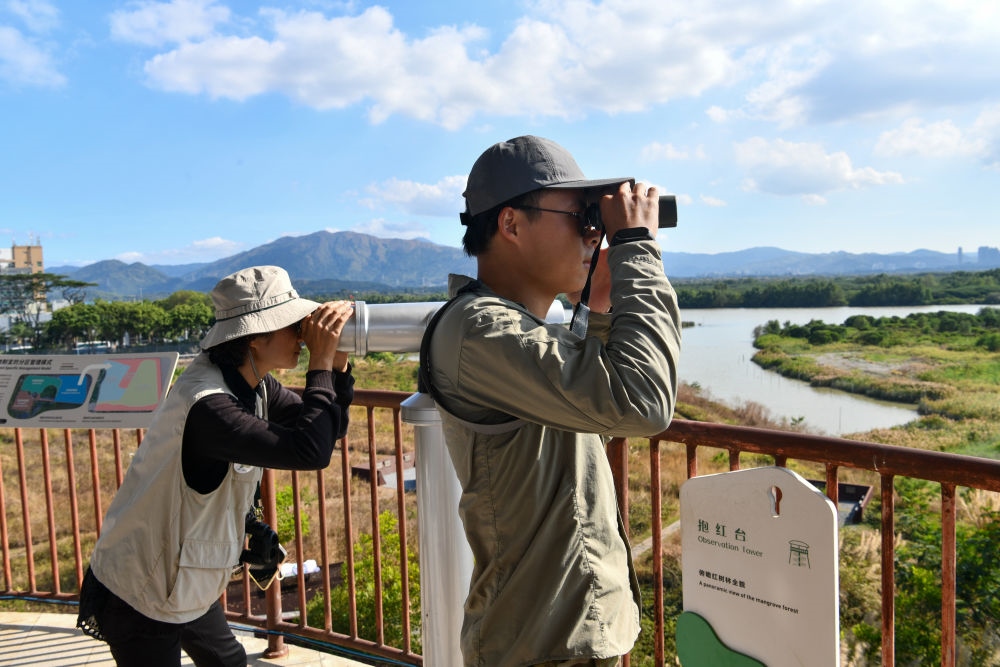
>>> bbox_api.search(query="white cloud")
[641,142,707,161]
[739,40,831,128]
[875,108,1000,168]
[700,194,727,207]
[115,236,243,264]
[345,219,431,241]
[6,0,59,33]
[100,0,1000,129]
[110,0,230,47]
[128,2,744,127]
[971,105,1000,168]
[0,25,64,86]
[706,105,736,123]
[734,137,904,199]
[699,0,1000,127]
[874,118,982,158]
[366,175,467,217]
[189,236,241,254]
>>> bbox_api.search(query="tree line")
[1,271,213,351]
[5,267,1000,351]
[43,290,214,350]
[674,268,1000,308]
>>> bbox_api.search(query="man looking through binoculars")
[420,135,682,667]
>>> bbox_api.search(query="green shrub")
[306,511,421,652]
[977,332,1000,352]
[274,485,311,545]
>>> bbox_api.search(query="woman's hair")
[461,189,543,257]
[206,334,256,367]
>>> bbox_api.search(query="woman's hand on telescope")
[301,301,354,372]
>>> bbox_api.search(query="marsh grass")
[754,330,1000,434]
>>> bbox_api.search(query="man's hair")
[462,189,543,257]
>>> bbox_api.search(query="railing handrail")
[661,417,1000,491]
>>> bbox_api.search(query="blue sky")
[2,0,998,269]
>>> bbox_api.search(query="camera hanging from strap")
[239,482,287,591]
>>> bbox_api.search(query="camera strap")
[568,234,606,338]
[418,279,483,403]
[241,483,287,591]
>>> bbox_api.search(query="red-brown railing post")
[317,467,333,631]
[650,439,665,665]
[826,464,839,507]
[15,428,36,592]
[113,429,124,489]
[39,429,60,594]
[260,467,287,659]
[340,431,358,638]
[0,429,10,591]
[608,437,629,528]
[64,430,84,588]
[88,429,103,534]
[940,483,957,667]
[881,473,895,666]
[392,408,412,654]
[366,407,386,646]
[292,471,308,620]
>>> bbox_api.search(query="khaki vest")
[90,353,263,623]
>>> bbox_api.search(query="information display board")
[0,353,178,429]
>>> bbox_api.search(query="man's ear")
[497,206,519,240]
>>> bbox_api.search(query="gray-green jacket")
[426,239,681,666]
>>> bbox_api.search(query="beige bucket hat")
[200,266,320,350]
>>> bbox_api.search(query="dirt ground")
[813,352,930,378]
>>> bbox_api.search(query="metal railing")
[2,391,999,666]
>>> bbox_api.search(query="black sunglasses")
[515,204,604,237]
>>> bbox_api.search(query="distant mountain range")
[46,230,998,300]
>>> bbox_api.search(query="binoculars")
[656,195,678,228]
[584,194,677,231]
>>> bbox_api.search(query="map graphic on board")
[7,374,93,419]
[87,358,165,412]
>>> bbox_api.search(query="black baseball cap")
[461,135,631,222]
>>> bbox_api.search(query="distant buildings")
[0,240,44,275]
[954,246,1000,268]
[979,246,1000,267]
[0,241,48,323]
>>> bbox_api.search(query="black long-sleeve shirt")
[181,364,354,494]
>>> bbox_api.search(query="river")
[678,304,989,436]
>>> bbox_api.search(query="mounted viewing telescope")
[337,300,568,355]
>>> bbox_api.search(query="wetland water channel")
[678,304,988,436]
